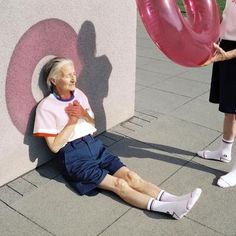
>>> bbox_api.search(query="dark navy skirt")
[210,40,236,114]
[58,135,125,196]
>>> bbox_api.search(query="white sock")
[157,188,200,202]
[217,161,236,188]
[197,138,234,163]
[148,188,202,219]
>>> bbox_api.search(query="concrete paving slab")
[101,130,125,142]
[129,115,157,127]
[22,171,52,189]
[119,120,144,132]
[100,207,222,236]
[108,138,192,186]
[136,24,149,38]
[134,110,159,122]
[0,185,22,205]
[170,98,224,132]
[152,76,209,98]
[0,201,52,236]
[136,55,155,67]
[137,37,156,49]
[109,123,134,137]
[21,158,61,190]
[135,83,146,92]
[136,68,171,87]
[180,66,212,84]
[136,48,166,61]
[12,178,130,236]
[194,135,236,174]
[196,91,210,102]
[135,88,191,115]
[128,115,221,155]
[159,159,236,236]
[7,177,37,196]
[138,59,188,76]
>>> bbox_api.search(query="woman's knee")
[126,171,143,188]
[114,178,130,195]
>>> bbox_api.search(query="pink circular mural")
[5,18,82,134]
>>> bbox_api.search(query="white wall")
[0,0,136,186]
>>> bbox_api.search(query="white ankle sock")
[157,188,200,202]
[197,138,234,163]
[148,188,202,219]
[217,162,236,188]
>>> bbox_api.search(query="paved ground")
[1,17,236,236]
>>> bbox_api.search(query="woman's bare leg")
[113,167,202,202]
[223,114,236,140]
[217,114,236,187]
[197,114,236,162]
[98,174,202,219]
[113,166,161,198]
[98,173,150,209]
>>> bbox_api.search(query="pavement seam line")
[185,216,226,236]
[0,199,56,236]
[96,208,132,236]
[6,185,23,197]
[21,177,39,188]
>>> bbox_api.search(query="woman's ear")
[50,78,56,86]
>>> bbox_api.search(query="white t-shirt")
[33,88,97,142]
[220,0,236,40]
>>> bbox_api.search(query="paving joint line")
[185,216,227,236]
[96,208,132,236]
[0,199,56,236]
[6,184,23,197]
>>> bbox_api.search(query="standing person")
[197,0,236,188]
[33,56,202,219]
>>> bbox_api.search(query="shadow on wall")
[23,69,56,164]
[24,20,112,165]
[77,21,112,134]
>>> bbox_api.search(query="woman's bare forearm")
[45,121,76,153]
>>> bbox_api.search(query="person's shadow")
[23,68,58,175]
[76,21,112,134]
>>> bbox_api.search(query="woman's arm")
[45,120,77,153]
[212,43,236,61]
[45,103,80,153]
[83,108,95,126]
[203,43,236,65]
[45,100,95,153]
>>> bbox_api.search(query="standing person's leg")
[218,114,236,187]
[197,114,235,162]
[198,40,236,163]
[98,174,201,219]
[223,114,236,140]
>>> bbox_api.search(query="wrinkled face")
[52,63,77,96]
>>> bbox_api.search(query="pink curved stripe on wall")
[5,18,82,134]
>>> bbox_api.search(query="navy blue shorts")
[58,135,125,196]
[209,40,236,114]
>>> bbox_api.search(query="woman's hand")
[65,100,86,124]
[202,43,230,66]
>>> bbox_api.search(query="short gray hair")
[43,57,73,89]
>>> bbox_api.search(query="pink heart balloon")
[136,0,221,67]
